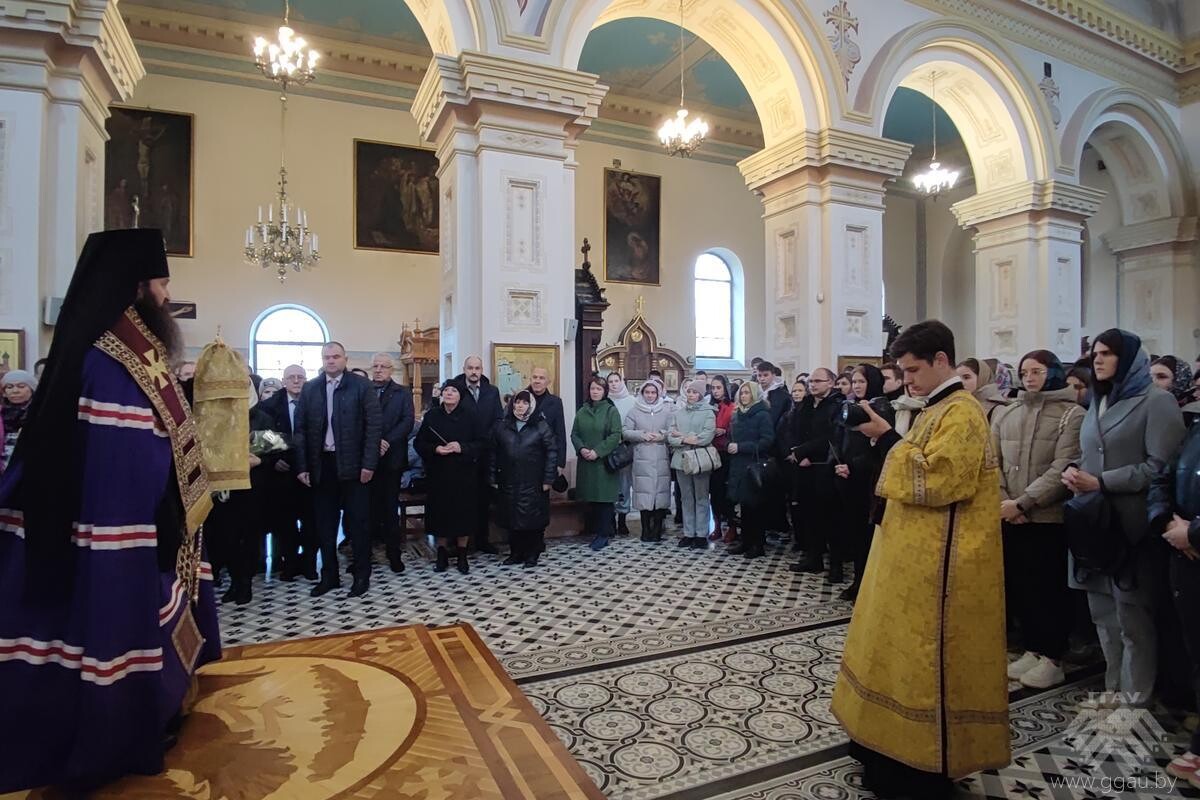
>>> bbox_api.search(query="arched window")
[250,304,329,380]
[694,251,736,362]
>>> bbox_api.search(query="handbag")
[681,445,721,475]
[605,441,633,472]
[745,444,779,500]
[1064,489,1130,584]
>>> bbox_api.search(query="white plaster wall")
[573,139,766,366]
[882,192,918,327]
[122,75,765,370]
[1079,147,1120,332]
[125,75,441,358]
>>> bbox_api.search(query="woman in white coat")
[623,378,672,542]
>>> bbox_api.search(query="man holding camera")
[831,320,1008,800]
[786,368,844,575]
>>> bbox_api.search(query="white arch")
[545,0,840,144]
[856,21,1056,191]
[400,0,481,55]
[248,303,330,374]
[1060,87,1194,223]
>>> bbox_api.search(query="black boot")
[639,511,652,542]
[387,551,405,573]
[435,546,450,573]
[654,510,668,541]
[743,528,765,559]
[234,580,252,606]
[456,547,470,574]
[221,585,237,603]
[616,513,630,536]
[504,533,523,566]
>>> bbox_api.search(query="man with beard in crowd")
[0,229,220,793]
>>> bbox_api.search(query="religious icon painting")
[492,343,559,401]
[353,139,440,254]
[603,168,661,285]
[0,328,25,379]
[104,107,194,257]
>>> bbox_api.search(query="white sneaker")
[1019,656,1065,689]
[1007,651,1040,680]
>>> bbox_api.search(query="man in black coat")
[368,352,415,573]
[450,355,503,553]
[785,367,845,575]
[527,366,566,472]
[756,360,791,535]
[294,342,382,598]
[260,363,317,580]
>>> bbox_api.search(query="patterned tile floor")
[216,529,1198,799]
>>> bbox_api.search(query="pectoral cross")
[143,347,171,389]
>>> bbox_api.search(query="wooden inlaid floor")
[25,624,603,800]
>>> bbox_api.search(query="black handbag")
[745,444,779,502]
[605,441,634,472]
[1064,489,1130,585]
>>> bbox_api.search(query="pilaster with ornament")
[952,180,1106,361]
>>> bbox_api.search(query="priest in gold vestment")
[831,320,1009,799]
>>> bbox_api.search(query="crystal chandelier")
[252,0,319,92]
[912,70,960,196]
[658,0,708,157]
[245,2,319,282]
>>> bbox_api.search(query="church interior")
[2,0,1199,798]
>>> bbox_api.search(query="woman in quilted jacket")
[668,379,716,549]
[991,350,1083,689]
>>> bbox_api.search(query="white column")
[952,181,1105,363]
[0,1,143,359]
[1103,218,1199,357]
[412,52,606,416]
[739,131,911,371]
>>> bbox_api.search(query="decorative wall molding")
[502,173,544,272]
[951,180,1107,228]
[1102,217,1198,254]
[412,51,607,147]
[909,0,1181,100]
[823,0,861,90]
[738,129,912,191]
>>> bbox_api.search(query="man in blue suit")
[368,352,415,573]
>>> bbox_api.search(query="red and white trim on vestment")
[0,509,23,538]
[77,398,156,430]
[0,638,162,685]
[199,561,213,581]
[159,578,185,626]
[71,522,157,550]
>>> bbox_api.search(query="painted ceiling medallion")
[824,0,861,89]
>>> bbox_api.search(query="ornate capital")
[0,0,143,133]
[1103,217,1198,254]
[951,180,1107,229]
[412,51,608,150]
[738,129,912,193]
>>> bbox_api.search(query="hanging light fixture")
[658,0,708,157]
[245,1,320,282]
[252,0,319,92]
[912,70,960,196]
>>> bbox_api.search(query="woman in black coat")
[725,382,775,559]
[415,381,483,574]
[491,390,557,568]
[835,364,894,601]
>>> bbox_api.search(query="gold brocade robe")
[831,389,1009,778]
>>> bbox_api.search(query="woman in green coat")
[571,376,623,550]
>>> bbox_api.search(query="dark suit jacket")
[293,370,382,482]
[375,381,415,472]
[451,373,504,442]
[528,389,567,468]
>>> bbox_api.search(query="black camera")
[841,396,894,428]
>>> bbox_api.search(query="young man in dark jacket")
[451,355,503,553]
[369,353,415,573]
[293,342,382,598]
[785,367,845,575]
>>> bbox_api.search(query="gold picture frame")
[603,167,661,285]
[353,138,439,254]
[105,106,195,257]
[491,343,559,401]
[0,328,26,377]
[837,355,884,374]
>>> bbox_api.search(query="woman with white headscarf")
[623,378,673,541]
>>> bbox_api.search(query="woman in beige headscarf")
[957,357,1010,423]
